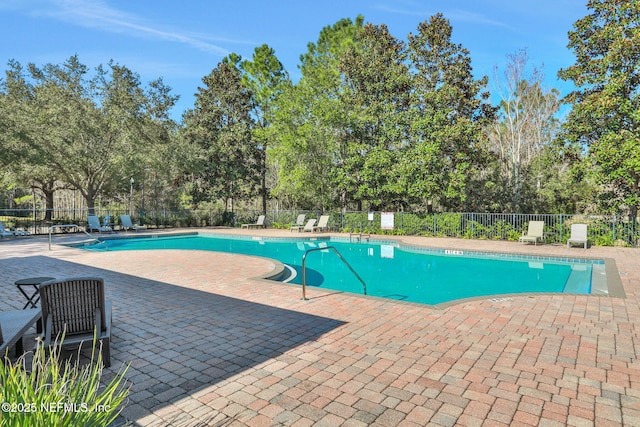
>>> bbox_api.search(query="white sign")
[368,212,374,221]
[381,212,394,230]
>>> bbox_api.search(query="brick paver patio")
[1,228,639,426]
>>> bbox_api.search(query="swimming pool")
[79,233,604,305]
[80,233,607,305]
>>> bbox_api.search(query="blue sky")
[1,0,588,121]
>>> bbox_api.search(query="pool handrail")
[48,224,108,251]
[301,246,367,300]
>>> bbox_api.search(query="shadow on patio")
[0,254,346,425]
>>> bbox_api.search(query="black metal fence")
[1,208,638,247]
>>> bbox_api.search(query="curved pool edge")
[62,229,625,307]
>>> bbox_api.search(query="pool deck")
[1,228,639,426]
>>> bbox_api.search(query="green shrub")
[0,335,129,427]
[434,213,463,237]
[507,230,522,241]
[594,233,614,247]
[270,222,289,230]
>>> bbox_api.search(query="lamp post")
[129,177,134,215]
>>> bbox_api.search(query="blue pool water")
[81,234,600,305]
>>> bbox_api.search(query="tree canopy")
[0,55,177,214]
[3,4,639,219]
[558,0,640,217]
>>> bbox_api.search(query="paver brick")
[2,231,640,426]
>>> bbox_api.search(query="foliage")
[268,16,363,210]
[240,45,291,213]
[403,14,496,211]
[0,56,178,214]
[0,335,129,427]
[2,10,636,218]
[558,0,640,217]
[489,49,562,212]
[338,22,411,210]
[269,14,494,212]
[182,56,260,210]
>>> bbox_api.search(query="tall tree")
[339,22,411,210]
[404,14,495,211]
[0,61,62,218]
[183,56,259,212]
[491,49,561,211]
[558,0,640,217]
[240,45,290,213]
[268,17,363,210]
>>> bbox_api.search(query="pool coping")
[65,230,626,307]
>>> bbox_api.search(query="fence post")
[433,213,437,236]
[471,212,475,239]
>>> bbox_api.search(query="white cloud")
[374,2,513,30]
[38,0,232,56]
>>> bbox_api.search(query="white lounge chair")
[567,224,588,249]
[39,277,112,367]
[87,215,112,234]
[302,219,317,232]
[241,215,266,229]
[290,214,307,232]
[313,215,331,232]
[518,221,545,245]
[120,214,145,231]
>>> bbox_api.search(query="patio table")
[15,276,54,309]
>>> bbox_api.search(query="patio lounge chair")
[0,221,15,238]
[120,214,146,231]
[87,215,112,234]
[518,221,545,245]
[567,224,588,249]
[302,219,317,232]
[103,214,114,229]
[313,215,331,232]
[0,221,30,238]
[38,277,112,367]
[0,308,41,357]
[241,215,266,229]
[290,214,307,232]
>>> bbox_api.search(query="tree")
[490,49,561,212]
[268,17,363,210]
[0,61,62,217]
[339,22,411,210]
[240,45,290,213]
[1,56,178,215]
[183,56,259,213]
[404,14,495,211]
[558,0,640,217]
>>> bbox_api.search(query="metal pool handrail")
[301,246,367,300]
[48,224,108,251]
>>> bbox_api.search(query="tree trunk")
[44,189,54,221]
[261,149,267,214]
[85,190,96,216]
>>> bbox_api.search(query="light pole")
[129,177,134,215]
